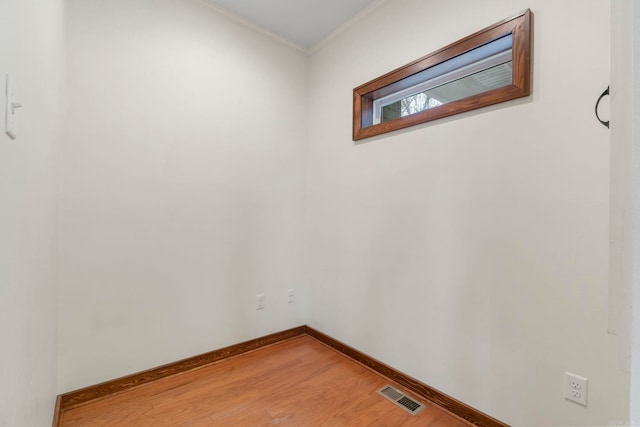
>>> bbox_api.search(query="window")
[353,9,531,141]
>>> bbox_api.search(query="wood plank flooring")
[60,336,472,426]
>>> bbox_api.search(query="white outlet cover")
[564,372,588,406]
[256,294,265,310]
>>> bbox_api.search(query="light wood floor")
[60,336,472,426]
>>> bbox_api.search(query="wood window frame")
[352,9,532,141]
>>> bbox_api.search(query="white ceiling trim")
[196,0,389,55]
[309,0,389,54]
[195,0,308,53]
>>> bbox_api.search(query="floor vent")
[377,385,425,416]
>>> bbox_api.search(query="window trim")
[352,9,531,141]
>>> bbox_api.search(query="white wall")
[58,1,634,425]
[305,0,630,426]
[610,0,634,374]
[610,0,638,424]
[59,0,308,392]
[631,2,640,423]
[0,0,65,425]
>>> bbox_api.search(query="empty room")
[1,0,639,426]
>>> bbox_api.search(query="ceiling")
[201,0,379,50]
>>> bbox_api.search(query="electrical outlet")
[564,372,588,406]
[288,289,295,303]
[256,294,265,310]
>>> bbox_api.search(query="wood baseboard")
[51,396,61,427]
[303,326,509,427]
[57,325,306,415]
[52,325,509,427]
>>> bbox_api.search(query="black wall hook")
[595,86,610,129]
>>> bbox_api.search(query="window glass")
[375,34,513,124]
